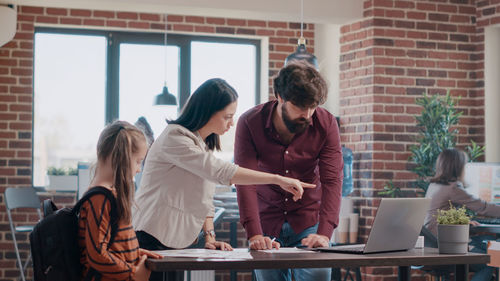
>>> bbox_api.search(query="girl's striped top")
[78,191,139,281]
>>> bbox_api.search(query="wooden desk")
[147,248,489,281]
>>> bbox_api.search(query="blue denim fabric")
[469,235,496,281]
[254,222,331,281]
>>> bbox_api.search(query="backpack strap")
[42,199,58,217]
[74,187,119,246]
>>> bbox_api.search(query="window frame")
[34,27,262,123]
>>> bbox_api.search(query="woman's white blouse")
[132,124,238,248]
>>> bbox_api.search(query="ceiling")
[3,0,363,24]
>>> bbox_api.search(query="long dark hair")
[430,148,468,185]
[96,120,146,223]
[168,78,238,151]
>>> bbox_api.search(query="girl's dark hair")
[168,78,238,151]
[96,120,146,223]
[273,61,327,108]
[430,148,468,185]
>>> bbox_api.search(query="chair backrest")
[420,226,438,248]
[5,187,41,210]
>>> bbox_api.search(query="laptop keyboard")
[474,217,500,225]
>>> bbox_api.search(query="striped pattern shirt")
[78,192,139,281]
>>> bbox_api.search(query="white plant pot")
[437,224,469,254]
[46,175,78,192]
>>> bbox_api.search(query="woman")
[132,78,314,278]
[424,148,500,236]
[78,121,161,281]
[424,148,500,281]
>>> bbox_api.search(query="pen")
[270,237,276,249]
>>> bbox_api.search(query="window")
[33,28,261,186]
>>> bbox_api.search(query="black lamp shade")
[285,43,319,69]
[155,86,177,106]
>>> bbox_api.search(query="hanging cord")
[300,0,304,38]
[164,13,168,87]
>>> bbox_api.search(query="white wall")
[315,23,341,116]
[485,26,500,162]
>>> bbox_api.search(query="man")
[235,62,343,281]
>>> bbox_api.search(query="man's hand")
[248,235,280,250]
[301,234,329,248]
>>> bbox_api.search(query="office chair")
[5,187,42,281]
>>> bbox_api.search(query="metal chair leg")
[7,210,26,281]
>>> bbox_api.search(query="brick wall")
[340,0,500,280]
[0,6,314,281]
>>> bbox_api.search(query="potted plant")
[46,166,78,191]
[436,202,471,254]
[379,93,485,198]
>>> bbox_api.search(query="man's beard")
[282,103,311,134]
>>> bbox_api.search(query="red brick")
[36,16,58,24]
[206,17,224,25]
[186,16,204,24]
[128,22,148,29]
[106,20,127,28]
[167,15,183,22]
[83,19,105,26]
[416,3,436,11]
[450,15,471,23]
[407,11,426,20]
[173,24,194,32]
[46,8,67,16]
[269,21,288,29]
[139,13,160,21]
[248,20,266,27]
[70,9,92,17]
[21,6,44,14]
[227,19,247,26]
[60,18,82,25]
[94,10,115,18]
[194,26,215,33]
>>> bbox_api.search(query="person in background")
[235,62,344,281]
[132,78,315,281]
[424,148,500,281]
[134,116,155,190]
[78,120,162,281]
[135,116,155,147]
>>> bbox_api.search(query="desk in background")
[147,248,489,281]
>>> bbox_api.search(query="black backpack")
[30,187,119,281]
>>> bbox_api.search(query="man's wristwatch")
[204,229,216,239]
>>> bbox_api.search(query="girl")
[133,79,314,280]
[78,121,162,281]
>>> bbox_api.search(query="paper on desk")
[155,248,253,259]
[259,247,316,253]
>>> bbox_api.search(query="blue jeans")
[254,222,331,281]
[469,235,496,281]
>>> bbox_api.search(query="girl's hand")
[205,240,233,251]
[139,248,162,259]
[134,255,151,281]
[277,175,316,201]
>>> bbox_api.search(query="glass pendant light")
[154,13,177,106]
[284,0,319,69]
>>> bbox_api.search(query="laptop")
[315,198,431,254]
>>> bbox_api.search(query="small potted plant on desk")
[46,166,78,192]
[436,202,471,254]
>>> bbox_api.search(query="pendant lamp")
[154,13,177,106]
[284,0,319,69]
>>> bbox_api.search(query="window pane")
[33,33,106,186]
[191,42,256,161]
[119,44,180,138]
